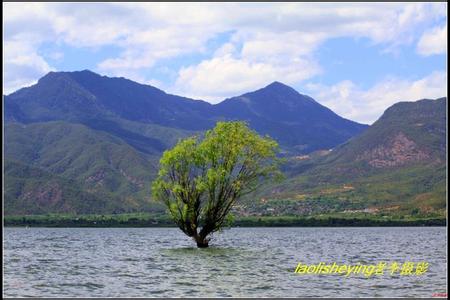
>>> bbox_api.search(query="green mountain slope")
[4,121,172,214]
[5,160,122,215]
[240,98,447,218]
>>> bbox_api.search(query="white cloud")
[3,40,54,94]
[170,2,446,100]
[417,24,447,56]
[305,71,447,124]
[3,2,447,100]
[239,31,326,63]
[213,43,237,57]
[173,54,321,102]
[98,26,216,76]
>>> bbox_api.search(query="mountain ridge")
[5,69,368,154]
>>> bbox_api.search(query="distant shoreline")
[4,214,446,228]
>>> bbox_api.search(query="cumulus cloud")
[3,1,447,106]
[417,24,447,56]
[3,40,54,94]
[173,53,321,102]
[98,26,217,78]
[305,71,447,124]
[170,2,446,100]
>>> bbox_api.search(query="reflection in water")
[3,227,447,297]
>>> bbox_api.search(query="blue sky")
[315,37,446,89]
[3,2,447,124]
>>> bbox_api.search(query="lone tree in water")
[152,121,282,248]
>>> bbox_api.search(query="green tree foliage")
[152,121,282,247]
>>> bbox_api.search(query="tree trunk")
[195,236,209,248]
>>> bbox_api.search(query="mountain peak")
[39,70,67,81]
[68,69,100,78]
[264,81,296,92]
[257,81,316,101]
[38,69,99,84]
[237,81,318,106]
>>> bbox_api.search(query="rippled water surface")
[3,227,447,297]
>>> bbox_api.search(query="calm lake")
[3,227,447,297]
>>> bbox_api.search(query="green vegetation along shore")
[4,213,446,227]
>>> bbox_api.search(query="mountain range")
[5,70,367,153]
[3,70,446,217]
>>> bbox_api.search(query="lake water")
[3,227,447,297]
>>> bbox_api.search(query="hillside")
[5,160,122,215]
[4,122,167,214]
[243,98,447,218]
